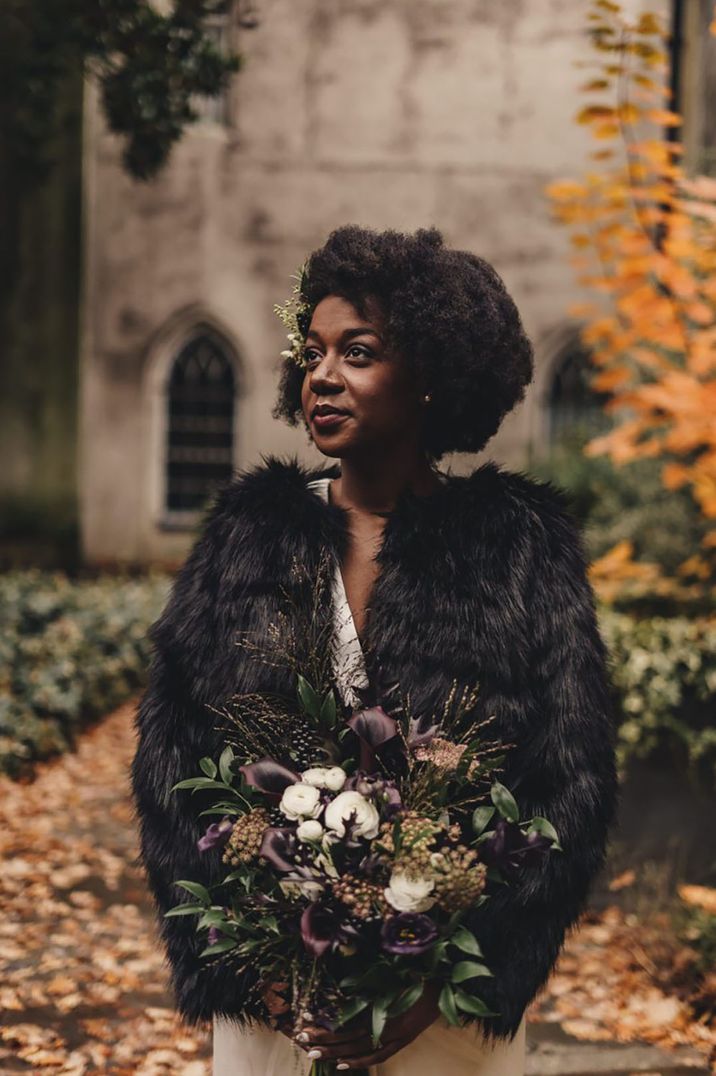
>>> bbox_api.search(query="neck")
[330,446,441,514]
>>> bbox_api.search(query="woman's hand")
[286,982,441,1070]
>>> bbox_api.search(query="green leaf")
[529,816,561,846]
[453,988,498,1017]
[199,938,238,957]
[450,926,483,957]
[490,781,519,823]
[218,745,235,786]
[472,806,495,836]
[438,983,460,1026]
[334,996,370,1027]
[175,880,211,905]
[200,756,218,779]
[163,903,205,917]
[198,805,243,818]
[297,674,321,719]
[371,996,390,1047]
[452,961,493,983]
[389,982,424,1018]
[319,690,337,730]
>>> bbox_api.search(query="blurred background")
[0,0,714,1073]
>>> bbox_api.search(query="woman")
[131,225,617,1074]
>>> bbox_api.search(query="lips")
[311,404,351,431]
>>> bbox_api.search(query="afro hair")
[272,224,534,460]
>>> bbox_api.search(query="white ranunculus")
[323,790,380,840]
[279,782,322,821]
[301,766,347,792]
[296,819,324,842]
[384,871,436,913]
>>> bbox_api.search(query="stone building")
[4,0,712,566]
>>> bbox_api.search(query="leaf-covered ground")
[0,702,713,1073]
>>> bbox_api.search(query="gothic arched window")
[548,343,611,446]
[165,333,236,514]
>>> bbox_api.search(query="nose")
[308,353,344,395]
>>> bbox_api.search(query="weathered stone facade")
[79,0,668,564]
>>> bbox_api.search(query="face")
[300,294,427,461]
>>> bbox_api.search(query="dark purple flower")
[345,772,402,817]
[197,815,234,853]
[207,925,223,945]
[259,827,299,872]
[300,901,357,958]
[346,707,398,771]
[381,913,438,956]
[239,759,301,801]
[406,715,439,748]
[479,819,553,880]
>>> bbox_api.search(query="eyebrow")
[305,327,383,344]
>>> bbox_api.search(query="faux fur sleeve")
[463,486,618,1038]
[129,486,267,1028]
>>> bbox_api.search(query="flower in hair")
[273,262,312,368]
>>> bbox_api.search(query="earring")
[423,393,432,404]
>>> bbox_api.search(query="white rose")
[384,871,436,913]
[301,766,347,792]
[324,790,380,840]
[279,782,322,821]
[296,819,324,842]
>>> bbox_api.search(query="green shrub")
[0,570,170,777]
[600,609,716,781]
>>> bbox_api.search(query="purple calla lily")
[381,913,438,956]
[239,759,300,801]
[197,815,234,853]
[259,827,299,872]
[346,706,398,771]
[300,901,356,958]
[479,819,553,880]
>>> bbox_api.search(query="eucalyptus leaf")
[472,805,495,836]
[389,982,424,1018]
[371,996,390,1047]
[438,983,460,1026]
[218,745,236,786]
[199,938,238,957]
[175,880,211,905]
[490,781,519,823]
[297,674,321,719]
[450,926,483,957]
[453,988,498,1017]
[529,816,561,847]
[200,757,218,779]
[164,903,205,917]
[452,961,493,983]
[319,690,337,730]
[334,996,370,1027]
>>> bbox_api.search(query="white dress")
[212,477,526,1075]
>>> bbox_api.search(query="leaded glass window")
[166,334,235,514]
[548,345,611,445]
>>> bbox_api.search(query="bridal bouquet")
[166,663,560,1075]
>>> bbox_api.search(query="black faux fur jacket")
[130,455,617,1039]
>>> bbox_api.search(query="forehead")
[307,294,384,335]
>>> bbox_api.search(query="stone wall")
[79,0,669,564]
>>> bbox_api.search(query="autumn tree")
[547,1,716,602]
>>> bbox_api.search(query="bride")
[131,224,617,1074]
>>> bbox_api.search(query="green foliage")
[600,609,716,781]
[0,0,242,185]
[534,437,709,606]
[0,570,169,776]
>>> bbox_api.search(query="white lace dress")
[212,477,526,1075]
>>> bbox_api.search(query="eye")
[346,344,373,361]
[303,349,322,368]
